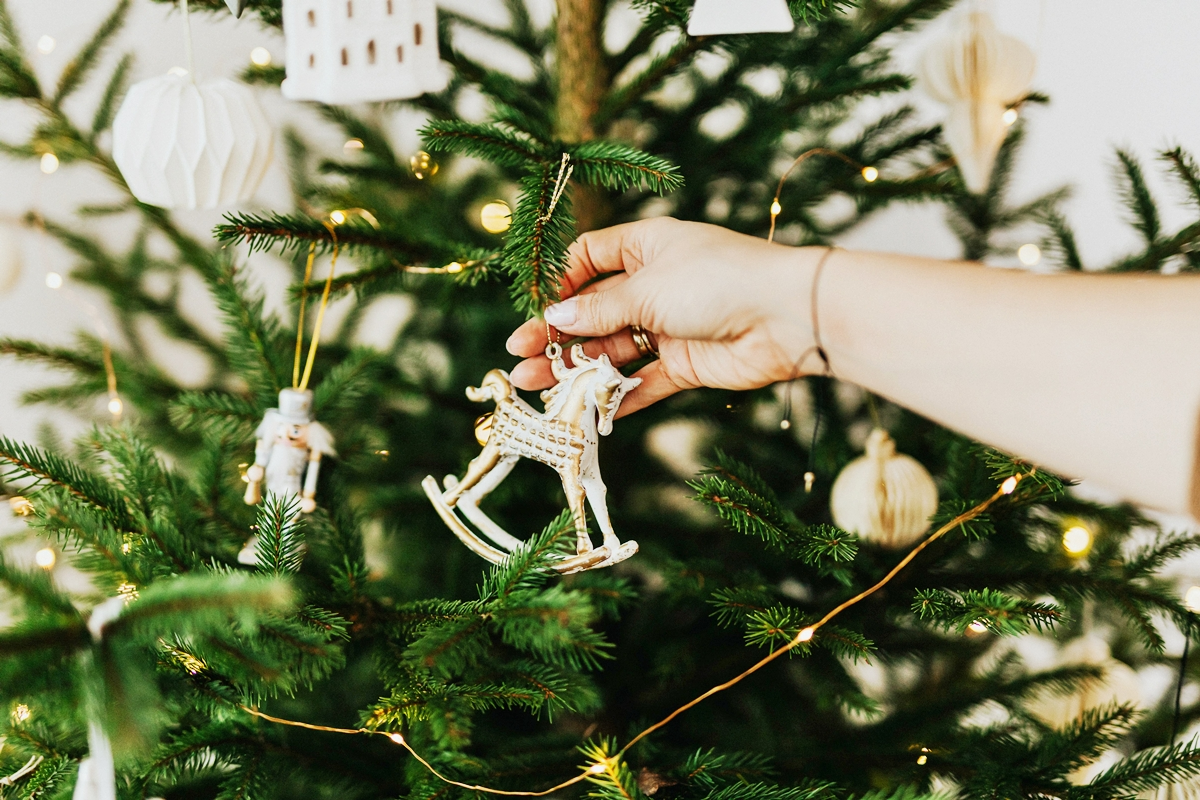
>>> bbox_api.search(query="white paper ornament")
[72,723,115,800]
[225,0,248,16]
[687,0,794,36]
[281,0,445,104]
[919,11,1035,194]
[112,73,273,210]
[830,428,939,549]
[1027,636,1142,730]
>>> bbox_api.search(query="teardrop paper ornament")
[281,0,446,105]
[919,11,1035,193]
[225,0,248,16]
[1026,636,1142,730]
[112,73,273,210]
[688,0,794,36]
[830,428,938,549]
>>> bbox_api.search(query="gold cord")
[293,242,318,389]
[235,474,1028,795]
[298,222,339,392]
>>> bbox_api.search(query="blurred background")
[1,0,1198,582]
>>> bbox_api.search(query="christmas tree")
[2,1,1200,799]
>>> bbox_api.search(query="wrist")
[764,244,828,377]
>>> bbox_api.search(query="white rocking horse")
[423,343,642,574]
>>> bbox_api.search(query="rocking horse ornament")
[424,342,642,574]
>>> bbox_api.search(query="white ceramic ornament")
[225,0,248,16]
[830,428,938,549]
[687,0,794,36]
[919,11,1035,194]
[1027,636,1142,729]
[112,72,273,210]
[281,0,444,104]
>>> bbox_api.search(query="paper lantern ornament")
[687,0,794,36]
[830,428,939,549]
[1027,636,1142,729]
[112,73,273,210]
[281,0,445,104]
[225,0,248,16]
[919,11,1035,194]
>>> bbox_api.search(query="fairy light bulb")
[12,704,30,723]
[108,396,124,416]
[250,47,272,67]
[804,471,815,493]
[861,166,879,182]
[1187,586,1200,613]
[587,762,607,775]
[36,36,55,55]
[779,419,791,431]
[798,627,815,642]
[40,153,59,174]
[1062,524,1093,556]
[1003,108,1019,126]
[389,733,405,745]
[34,547,56,570]
[479,201,512,234]
[1018,243,1042,266]
[343,138,364,153]
[446,261,464,274]
[330,210,347,225]
[770,200,783,216]
[45,272,63,289]
[1001,476,1019,495]
[968,620,987,634]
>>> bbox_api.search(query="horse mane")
[541,360,604,418]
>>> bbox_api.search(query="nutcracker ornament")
[239,388,335,564]
[424,343,641,574]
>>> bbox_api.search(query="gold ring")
[631,325,659,359]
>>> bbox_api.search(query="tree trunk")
[556,0,610,232]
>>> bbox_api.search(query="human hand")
[505,218,824,416]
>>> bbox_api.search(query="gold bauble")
[409,151,439,180]
[479,201,512,234]
[829,428,938,548]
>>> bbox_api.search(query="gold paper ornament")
[830,428,938,548]
[919,12,1035,194]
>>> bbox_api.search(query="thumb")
[544,283,636,337]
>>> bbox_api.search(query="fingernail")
[505,332,520,355]
[543,297,578,328]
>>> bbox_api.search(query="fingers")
[544,279,639,338]
[506,274,631,358]
[510,328,650,390]
[558,219,661,297]
[615,359,696,417]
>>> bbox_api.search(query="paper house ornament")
[281,0,444,104]
[112,73,274,210]
[225,0,248,17]
[688,0,794,36]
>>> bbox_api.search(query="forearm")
[812,249,1200,516]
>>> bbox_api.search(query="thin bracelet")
[796,246,837,378]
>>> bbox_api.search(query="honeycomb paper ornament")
[919,11,1035,194]
[112,73,273,210]
[1027,635,1142,730]
[687,0,794,36]
[830,428,938,549]
[281,0,445,105]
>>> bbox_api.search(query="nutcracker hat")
[277,388,315,422]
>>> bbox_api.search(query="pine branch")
[215,212,440,263]
[503,164,577,314]
[91,52,132,136]
[420,120,550,167]
[168,392,259,441]
[0,436,132,528]
[569,141,684,194]
[912,588,1063,636]
[253,495,305,576]
[52,0,130,107]
[1114,149,1161,246]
